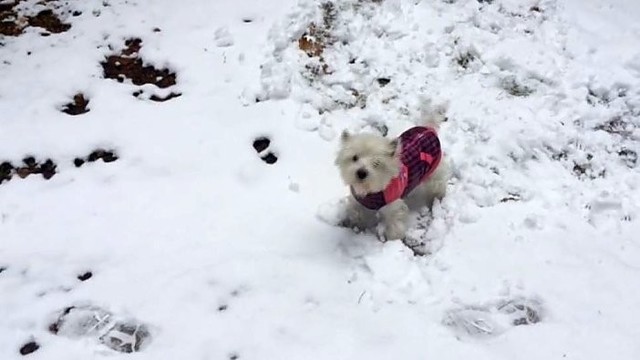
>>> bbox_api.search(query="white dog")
[335,103,450,241]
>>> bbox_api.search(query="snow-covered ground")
[1,0,640,358]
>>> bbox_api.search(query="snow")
[1,0,640,359]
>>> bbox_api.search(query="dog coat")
[351,126,442,210]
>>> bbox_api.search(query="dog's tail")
[419,99,449,131]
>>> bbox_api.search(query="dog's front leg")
[341,196,375,231]
[380,199,409,240]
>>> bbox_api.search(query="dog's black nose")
[356,169,368,180]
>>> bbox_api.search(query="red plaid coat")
[352,126,442,210]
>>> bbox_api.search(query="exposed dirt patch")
[1,161,14,184]
[77,271,93,281]
[102,38,176,87]
[252,137,278,164]
[297,2,337,75]
[376,78,390,87]
[1,150,120,186]
[298,2,336,57]
[15,157,57,180]
[19,341,39,356]
[28,9,70,34]
[261,152,278,164]
[48,306,73,334]
[1,3,71,37]
[0,157,58,183]
[101,38,180,101]
[252,137,270,153]
[74,149,118,168]
[62,93,90,115]
[0,1,24,36]
[299,24,326,58]
[149,92,182,102]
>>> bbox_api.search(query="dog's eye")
[352,155,359,162]
[373,160,381,168]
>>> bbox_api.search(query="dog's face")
[335,131,401,196]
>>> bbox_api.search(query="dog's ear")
[341,130,350,143]
[388,139,400,156]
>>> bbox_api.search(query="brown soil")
[252,137,278,164]
[101,38,177,89]
[19,341,40,356]
[88,149,118,163]
[77,271,92,281]
[0,1,23,36]
[252,137,270,153]
[261,152,278,164]
[15,157,57,180]
[0,161,13,184]
[297,2,336,75]
[149,92,182,102]
[47,306,75,334]
[298,24,325,58]
[1,3,71,36]
[376,78,390,87]
[1,157,57,184]
[28,9,70,34]
[75,149,118,167]
[62,93,90,115]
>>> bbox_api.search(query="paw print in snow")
[443,297,543,339]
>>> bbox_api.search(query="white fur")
[336,101,450,240]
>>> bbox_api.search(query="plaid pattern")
[352,126,442,210]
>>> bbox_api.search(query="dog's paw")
[383,224,407,241]
[338,218,366,233]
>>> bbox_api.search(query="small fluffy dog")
[335,103,449,240]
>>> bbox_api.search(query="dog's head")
[335,131,401,196]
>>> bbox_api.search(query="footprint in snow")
[443,297,544,339]
[49,305,152,353]
[215,27,234,47]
